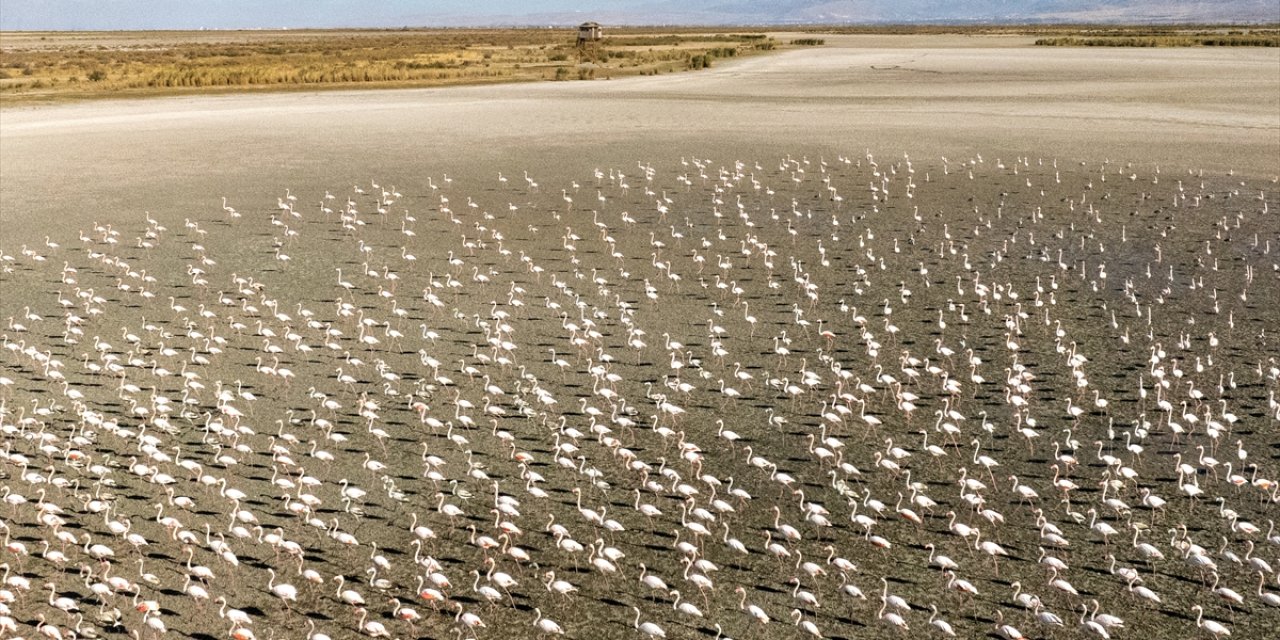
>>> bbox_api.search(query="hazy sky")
[1,1,1274,30]
[7,1,603,30]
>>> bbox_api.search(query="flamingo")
[266,568,297,608]
[532,608,565,636]
[631,606,666,638]
[735,587,771,625]
[1191,605,1231,638]
[928,604,957,636]
[356,607,390,637]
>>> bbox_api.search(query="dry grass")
[794,23,1278,45]
[6,24,1274,104]
[1034,28,1279,47]
[0,28,778,103]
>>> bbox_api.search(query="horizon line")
[4,19,1279,33]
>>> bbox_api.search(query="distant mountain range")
[2,0,1275,31]
[429,1,1280,27]
[435,1,1274,27]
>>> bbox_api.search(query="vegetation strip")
[0,28,777,103]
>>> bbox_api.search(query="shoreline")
[3,27,1275,107]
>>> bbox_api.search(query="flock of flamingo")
[0,151,1277,640]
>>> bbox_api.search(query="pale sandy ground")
[2,35,1277,245]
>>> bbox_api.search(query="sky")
[0,0,1274,30]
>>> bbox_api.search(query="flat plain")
[1,33,1278,640]
[0,28,780,103]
